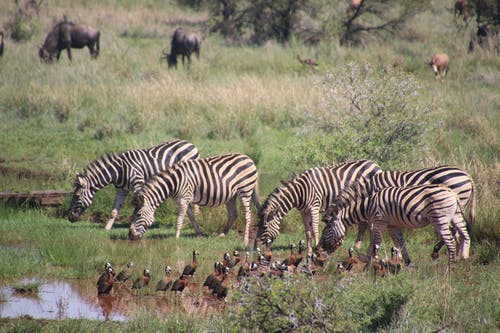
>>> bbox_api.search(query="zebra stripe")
[257,159,382,253]
[68,139,199,229]
[333,165,475,252]
[128,153,260,246]
[321,183,470,265]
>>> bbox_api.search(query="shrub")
[227,273,413,332]
[294,63,434,169]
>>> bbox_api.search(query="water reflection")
[0,279,226,321]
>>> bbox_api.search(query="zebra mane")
[260,174,299,216]
[334,177,373,209]
[82,152,122,176]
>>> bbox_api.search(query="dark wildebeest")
[39,21,100,63]
[162,27,201,68]
[454,0,468,22]
[0,31,4,57]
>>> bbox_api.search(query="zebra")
[322,165,475,257]
[68,139,200,229]
[128,153,261,246]
[320,182,470,265]
[257,159,382,254]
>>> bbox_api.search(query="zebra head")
[257,205,282,245]
[128,192,154,240]
[68,174,96,222]
[319,208,346,254]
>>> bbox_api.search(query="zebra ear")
[75,174,87,188]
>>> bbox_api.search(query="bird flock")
[96,240,402,300]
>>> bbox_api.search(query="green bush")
[295,63,434,168]
[227,273,413,332]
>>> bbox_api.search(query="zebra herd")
[68,139,475,265]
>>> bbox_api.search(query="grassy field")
[0,0,499,332]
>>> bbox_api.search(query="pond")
[0,278,226,321]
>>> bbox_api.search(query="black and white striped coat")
[323,165,475,254]
[68,139,199,229]
[257,159,382,253]
[321,183,470,265]
[128,153,260,246]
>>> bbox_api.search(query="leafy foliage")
[227,274,413,332]
[340,0,431,46]
[294,63,434,169]
[208,0,306,44]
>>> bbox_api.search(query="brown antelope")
[428,53,450,81]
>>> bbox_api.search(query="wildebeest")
[454,0,468,22]
[428,53,449,81]
[162,27,201,68]
[0,31,4,57]
[39,21,100,63]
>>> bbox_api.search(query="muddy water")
[0,279,226,321]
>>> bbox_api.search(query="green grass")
[0,0,499,331]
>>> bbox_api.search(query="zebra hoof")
[431,252,439,260]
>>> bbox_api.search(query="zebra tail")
[468,180,476,237]
[252,184,261,211]
[455,192,469,233]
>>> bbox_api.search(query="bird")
[232,250,241,267]
[294,240,306,268]
[212,267,230,299]
[312,249,329,268]
[155,265,173,295]
[387,246,402,275]
[341,247,367,273]
[372,245,387,277]
[264,238,273,263]
[115,262,134,283]
[282,243,297,267]
[223,251,240,269]
[97,262,114,290]
[204,262,223,291]
[97,265,115,295]
[182,250,200,277]
[237,252,251,280]
[171,274,189,294]
[269,261,289,279]
[300,253,316,277]
[132,269,151,290]
[297,54,319,66]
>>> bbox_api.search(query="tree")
[340,0,430,46]
[208,0,306,45]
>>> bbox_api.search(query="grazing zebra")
[320,183,470,265]
[128,153,261,246]
[323,165,475,256]
[68,139,199,229]
[257,159,382,254]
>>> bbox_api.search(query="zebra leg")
[310,208,321,250]
[432,219,457,263]
[175,199,189,238]
[451,213,470,260]
[186,205,203,237]
[355,220,368,250]
[241,196,252,247]
[105,189,129,230]
[431,226,459,259]
[388,227,412,266]
[301,211,314,254]
[221,198,238,237]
